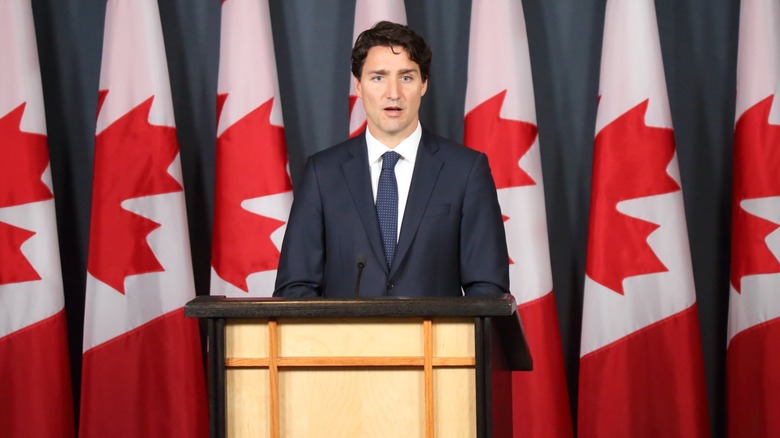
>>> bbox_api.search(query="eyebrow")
[366,68,420,76]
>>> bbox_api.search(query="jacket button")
[386,282,394,289]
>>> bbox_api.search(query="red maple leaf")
[212,96,291,291]
[501,213,515,265]
[216,92,227,125]
[464,90,537,189]
[88,95,183,293]
[0,103,52,285]
[731,95,780,292]
[96,89,108,119]
[0,223,39,285]
[586,99,680,294]
[348,94,367,138]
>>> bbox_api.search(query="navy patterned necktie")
[376,151,401,269]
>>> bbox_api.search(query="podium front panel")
[226,319,269,358]
[223,317,477,437]
[279,368,425,437]
[278,319,424,357]
[227,368,270,438]
[434,367,477,436]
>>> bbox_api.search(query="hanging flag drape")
[79,0,207,436]
[211,0,293,297]
[0,0,75,436]
[578,1,709,436]
[348,0,407,138]
[728,1,780,436]
[464,1,573,436]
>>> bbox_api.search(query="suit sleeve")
[460,152,511,296]
[273,157,325,298]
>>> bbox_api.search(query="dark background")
[30,0,738,434]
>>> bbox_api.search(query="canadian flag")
[211,0,292,297]
[79,0,207,436]
[0,1,75,436]
[578,1,709,436]
[728,1,780,436]
[464,1,572,436]
[348,0,407,138]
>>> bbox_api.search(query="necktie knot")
[382,151,401,170]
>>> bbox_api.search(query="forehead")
[362,45,421,74]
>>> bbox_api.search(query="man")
[274,21,509,298]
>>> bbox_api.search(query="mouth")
[383,106,403,117]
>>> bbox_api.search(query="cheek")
[363,95,380,108]
[407,94,423,108]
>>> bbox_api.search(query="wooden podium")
[185,294,531,438]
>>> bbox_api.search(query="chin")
[384,121,408,131]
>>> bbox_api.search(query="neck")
[367,122,419,149]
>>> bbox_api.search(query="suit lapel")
[392,131,443,276]
[341,137,388,273]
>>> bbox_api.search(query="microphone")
[354,255,366,297]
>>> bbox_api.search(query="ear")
[354,76,363,98]
[421,79,428,97]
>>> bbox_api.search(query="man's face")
[355,45,428,148]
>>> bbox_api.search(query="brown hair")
[351,21,432,82]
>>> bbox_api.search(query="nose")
[386,78,400,100]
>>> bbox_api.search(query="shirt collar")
[366,122,422,165]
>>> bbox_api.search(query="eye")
[401,75,413,82]
[371,76,384,82]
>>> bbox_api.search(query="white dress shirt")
[366,122,422,242]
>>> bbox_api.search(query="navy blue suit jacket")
[273,129,510,298]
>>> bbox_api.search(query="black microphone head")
[354,255,367,297]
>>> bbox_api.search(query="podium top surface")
[185,294,518,319]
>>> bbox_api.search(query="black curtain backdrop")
[30,0,738,435]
